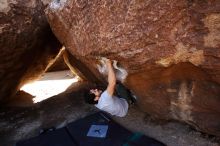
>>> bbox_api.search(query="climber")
[84,59,136,117]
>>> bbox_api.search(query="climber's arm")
[106,59,116,96]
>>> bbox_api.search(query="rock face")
[46,0,220,136]
[0,0,61,102]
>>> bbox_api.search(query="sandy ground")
[0,72,219,146]
[113,106,220,146]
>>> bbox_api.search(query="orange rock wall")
[46,0,220,136]
[0,0,61,102]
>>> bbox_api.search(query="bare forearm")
[107,62,116,85]
[106,59,116,96]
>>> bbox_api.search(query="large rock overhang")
[45,0,220,136]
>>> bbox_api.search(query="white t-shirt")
[95,90,128,117]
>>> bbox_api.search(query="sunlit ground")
[20,71,79,103]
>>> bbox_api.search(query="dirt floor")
[0,80,220,146]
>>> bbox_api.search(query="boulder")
[0,0,61,102]
[46,0,220,136]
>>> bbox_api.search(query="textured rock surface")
[46,0,220,136]
[46,49,69,72]
[0,0,61,102]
